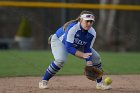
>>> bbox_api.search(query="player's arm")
[84,35,95,65]
[65,27,91,59]
[65,41,92,59]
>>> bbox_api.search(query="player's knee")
[95,55,101,62]
[54,59,67,68]
[93,55,101,64]
[93,63,102,70]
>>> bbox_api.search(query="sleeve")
[84,35,96,61]
[65,25,77,55]
[65,42,77,55]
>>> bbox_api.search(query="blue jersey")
[55,22,96,61]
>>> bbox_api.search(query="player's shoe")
[39,80,48,89]
[96,81,112,90]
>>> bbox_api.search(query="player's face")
[80,19,93,30]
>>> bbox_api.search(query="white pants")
[51,34,101,68]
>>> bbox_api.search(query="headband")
[80,14,95,21]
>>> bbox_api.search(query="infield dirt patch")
[0,75,140,93]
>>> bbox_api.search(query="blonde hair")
[63,10,94,31]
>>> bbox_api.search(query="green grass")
[0,50,140,77]
[101,52,140,74]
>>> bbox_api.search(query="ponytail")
[63,17,80,31]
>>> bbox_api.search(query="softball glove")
[84,66,103,81]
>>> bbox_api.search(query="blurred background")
[0,0,140,52]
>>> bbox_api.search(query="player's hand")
[86,61,93,66]
[83,53,92,59]
[75,51,92,59]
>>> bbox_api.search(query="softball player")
[39,10,111,90]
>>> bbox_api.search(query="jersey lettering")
[74,38,87,46]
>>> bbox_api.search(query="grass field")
[0,50,140,77]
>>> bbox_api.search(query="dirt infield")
[0,75,140,93]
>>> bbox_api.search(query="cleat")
[39,80,48,89]
[96,82,112,90]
